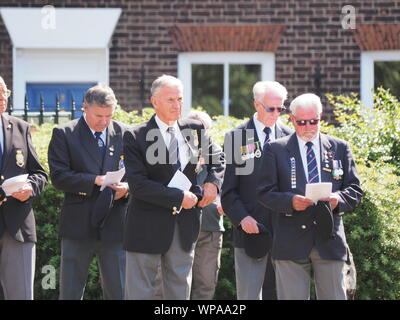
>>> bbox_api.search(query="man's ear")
[289,114,296,125]
[150,96,158,110]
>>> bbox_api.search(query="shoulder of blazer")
[2,114,29,131]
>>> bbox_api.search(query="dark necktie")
[306,141,319,183]
[94,131,106,158]
[167,127,181,170]
[263,127,271,146]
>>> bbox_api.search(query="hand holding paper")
[100,168,125,191]
[1,174,29,196]
[168,170,197,211]
[305,182,332,204]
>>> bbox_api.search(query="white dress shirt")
[155,115,190,170]
[297,134,321,182]
[253,113,276,150]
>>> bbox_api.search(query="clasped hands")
[181,182,217,210]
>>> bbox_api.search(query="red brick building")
[0,0,399,121]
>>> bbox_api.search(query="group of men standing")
[0,73,362,300]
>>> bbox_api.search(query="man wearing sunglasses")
[0,76,48,299]
[221,81,293,300]
[257,93,363,299]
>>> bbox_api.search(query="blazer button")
[301,225,307,229]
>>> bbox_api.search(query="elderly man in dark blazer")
[48,84,129,300]
[0,76,48,299]
[257,93,363,300]
[221,81,293,300]
[123,75,225,300]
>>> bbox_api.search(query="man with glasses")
[221,80,293,300]
[257,93,363,299]
[0,76,48,299]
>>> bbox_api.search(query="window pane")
[229,64,261,119]
[192,64,223,117]
[374,61,400,98]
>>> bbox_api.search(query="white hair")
[151,74,183,96]
[186,110,213,130]
[289,93,323,116]
[253,81,288,102]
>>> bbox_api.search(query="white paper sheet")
[305,182,332,204]
[100,168,126,191]
[168,170,192,191]
[1,174,29,196]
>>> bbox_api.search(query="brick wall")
[0,0,400,122]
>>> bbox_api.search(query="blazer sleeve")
[201,128,225,191]
[48,127,97,196]
[26,126,48,197]
[334,142,363,214]
[257,143,297,214]
[220,131,250,227]
[123,129,184,210]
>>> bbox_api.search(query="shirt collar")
[253,113,275,138]
[297,133,320,151]
[155,115,179,133]
[83,114,107,136]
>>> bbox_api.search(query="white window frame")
[178,52,275,116]
[361,50,400,109]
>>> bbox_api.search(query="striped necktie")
[94,131,106,158]
[167,127,181,171]
[306,141,319,183]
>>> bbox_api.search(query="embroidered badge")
[119,155,125,169]
[16,150,25,167]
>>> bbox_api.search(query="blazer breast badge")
[16,149,25,167]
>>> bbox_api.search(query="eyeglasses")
[295,119,320,126]
[0,89,11,98]
[259,103,286,113]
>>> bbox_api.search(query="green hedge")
[30,89,400,299]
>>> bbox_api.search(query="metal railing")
[8,93,83,125]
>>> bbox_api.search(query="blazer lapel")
[102,121,119,172]
[319,133,334,183]
[77,117,102,169]
[286,134,307,193]
[1,114,13,170]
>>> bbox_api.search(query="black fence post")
[71,95,76,120]
[39,94,44,125]
[55,94,60,124]
[24,94,29,122]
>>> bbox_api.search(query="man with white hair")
[123,75,224,299]
[221,80,293,300]
[257,93,363,299]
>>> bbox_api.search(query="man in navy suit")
[257,93,363,299]
[0,76,48,300]
[123,75,224,300]
[48,84,129,300]
[221,81,293,300]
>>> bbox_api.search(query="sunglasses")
[295,119,320,126]
[259,103,286,113]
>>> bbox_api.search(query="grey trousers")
[125,223,195,300]
[274,248,347,300]
[191,231,223,300]
[0,232,35,300]
[59,238,126,300]
[234,247,268,300]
